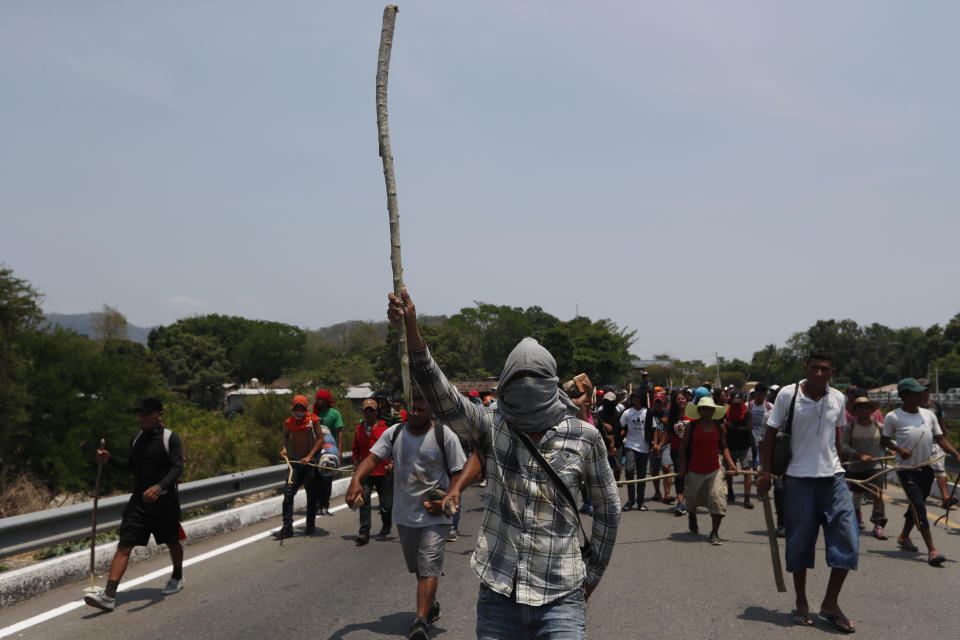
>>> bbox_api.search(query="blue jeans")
[783,473,858,572]
[477,584,586,640]
[624,449,648,505]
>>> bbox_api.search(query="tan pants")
[685,469,727,516]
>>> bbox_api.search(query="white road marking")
[0,502,352,638]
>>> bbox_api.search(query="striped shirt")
[411,345,620,606]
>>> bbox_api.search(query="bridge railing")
[0,454,352,559]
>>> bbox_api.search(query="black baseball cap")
[133,397,164,413]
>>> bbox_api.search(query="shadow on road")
[737,605,793,628]
[324,611,416,639]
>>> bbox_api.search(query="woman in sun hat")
[841,395,888,539]
[677,397,737,545]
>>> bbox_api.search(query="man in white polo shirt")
[757,348,857,633]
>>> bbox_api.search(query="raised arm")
[388,287,491,445]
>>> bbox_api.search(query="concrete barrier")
[0,477,350,607]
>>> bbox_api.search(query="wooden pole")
[86,438,105,592]
[376,5,411,407]
[761,491,787,592]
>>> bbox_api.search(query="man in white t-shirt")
[620,390,653,511]
[346,392,467,640]
[880,377,960,567]
[757,349,857,632]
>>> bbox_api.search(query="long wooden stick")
[761,491,787,592]
[376,5,411,407]
[88,438,105,591]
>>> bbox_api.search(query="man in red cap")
[313,389,344,516]
[277,395,328,538]
[352,398,394,544]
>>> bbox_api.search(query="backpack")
[390,421,452,477]
[131,428,185,487]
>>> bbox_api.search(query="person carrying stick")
[880,378,960,566]
[84,398,185,612]
[757,349,858,633]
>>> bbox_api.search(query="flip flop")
[819,611,855,633]
[791,610,814,626]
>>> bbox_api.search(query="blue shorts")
[783,473,858,572]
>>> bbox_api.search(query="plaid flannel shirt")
[411,345,620,606]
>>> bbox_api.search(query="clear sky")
[3,1,958,361]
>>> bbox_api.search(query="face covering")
[496,338,579,433]
[293,410,306,419]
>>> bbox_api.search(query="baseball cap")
[133,397,164,413]
[603,391,616,402]
[361,398,378,411]
[653,391,666,403]
[897,378,927,393]
[315,389,335,404]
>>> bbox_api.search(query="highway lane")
[5,481,959,639]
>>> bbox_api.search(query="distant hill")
[41,312,448,348]
[308,315,447,346]
[44,312,153,345]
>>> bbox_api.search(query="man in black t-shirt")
[85,398,185,612]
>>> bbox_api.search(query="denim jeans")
[476,584,586,640]
[783,473,858,572]
[624,448,648,505]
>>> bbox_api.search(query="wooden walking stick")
[934,472,959,527]
[85,438,106,594]
[376,4,411,408]
[761,489,787,593]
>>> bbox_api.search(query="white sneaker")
[84,591,116,612]
[161,577,184,595]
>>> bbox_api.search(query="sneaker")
[638,504,649,511]
[408,617,429,640]
[776,526,785,538]
[83,591,116,612]
[662,494,675,504]
[356,533,370,546]
[652,494,663,502]
[304,523,316,535]
[727,492,736,504]
[688,513,699,534]
[427,600,441,624]
[445,529,459,542]
[378,526,392,538]
[274,526,294,539]
[856,513,866,530]
[709,531,722,545]
[477,479,487,488]
[673,502,687,516]
[161,577,184,595]
[928,551,946,566]
[873,525,888,540]
[621,501,634,512]
[743,499,754,510]
[581,504,594,517]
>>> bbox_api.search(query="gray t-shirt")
[369,422,467,528]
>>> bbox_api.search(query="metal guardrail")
[0,455,353,558]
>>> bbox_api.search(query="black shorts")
[118,495,181,547]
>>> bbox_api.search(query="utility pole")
[715,351,721,387]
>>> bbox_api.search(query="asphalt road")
[5,480,959,639]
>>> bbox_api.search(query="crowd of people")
[81,285,959,640]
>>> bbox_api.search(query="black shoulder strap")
[434,422,450,477]
[514,423,592,559]
[784,382,801,436]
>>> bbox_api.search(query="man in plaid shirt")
[389,288,619,639]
